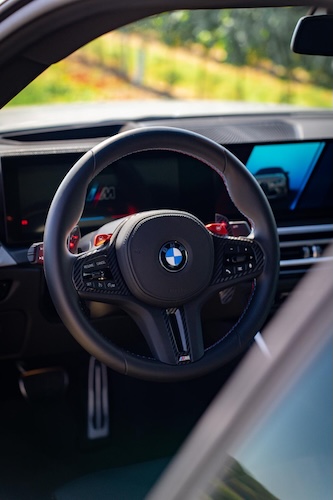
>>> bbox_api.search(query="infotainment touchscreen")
[245,141,325,210]
[229,139,333,219]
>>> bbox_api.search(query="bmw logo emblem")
[159,241,188,272]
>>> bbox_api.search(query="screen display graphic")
[246,142,325,209]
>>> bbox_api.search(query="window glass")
[7,8,332,108]
[204,340,332,499]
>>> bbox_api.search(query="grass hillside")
[8,32,332,108]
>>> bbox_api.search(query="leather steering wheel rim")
[43,127,279,381]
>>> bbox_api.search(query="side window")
[205,340,332,499]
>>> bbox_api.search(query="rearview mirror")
[291,15,333,56]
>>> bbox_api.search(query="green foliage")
[205,458,278,500]
[130,8,332,89]
[7,8,332,108]
[9,61,100,105]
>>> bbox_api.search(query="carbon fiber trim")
[163,309,180,360]
[164,307,192,364]
[72,244,130,297]
[211,236,264,285]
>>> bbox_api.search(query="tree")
[126,7,332,89]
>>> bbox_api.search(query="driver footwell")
[0,353,239,499]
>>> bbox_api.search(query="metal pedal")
[87,356,109,440]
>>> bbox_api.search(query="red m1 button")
[94,234,112,247]
[205,222,228,236]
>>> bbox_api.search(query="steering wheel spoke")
[72,244,131,301]
[209,234,265,290]
[125,302,204,365]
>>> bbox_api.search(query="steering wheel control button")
[105,281,117,289]
[94,233,112,247]
[83,261,96,271]
[159,242,188,272]
[28,242,44,265]
[221,239,262,280]
[95,257,108,268]
[79,253,117,292]
[205,222,229,236]
[68,225,81,254]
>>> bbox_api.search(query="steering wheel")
[43,127,279,381]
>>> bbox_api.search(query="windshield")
[6,7,332,109]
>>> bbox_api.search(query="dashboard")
[0,107,332,360]
[1,140,332,247]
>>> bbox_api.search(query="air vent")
[278,224,333,274]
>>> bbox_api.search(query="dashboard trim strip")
[280,256,333,267]
[278,224,333,235]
